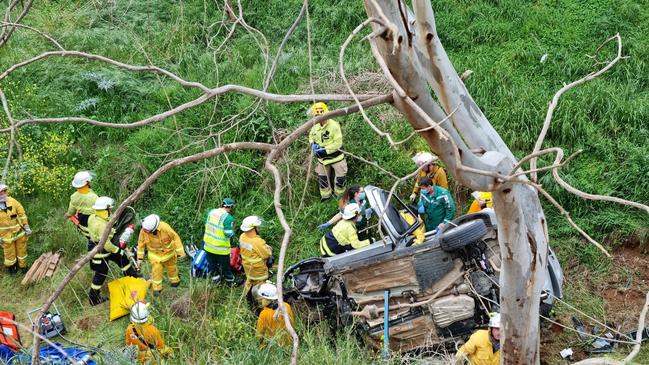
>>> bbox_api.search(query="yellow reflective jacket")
[125,322,172,364]
[88,212,119,254]
[256,303,294,347]
[320,219,370,256]
[137,221,184,262]
[467,192,493,214]
[0,197,28,242]
[239,230,272,281]
[67,188,98,216]
[308,119,344,165]
[400,211,425,245]
[412,165,448,194]
[456,329,500,365]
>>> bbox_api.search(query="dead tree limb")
[0,0,33,48]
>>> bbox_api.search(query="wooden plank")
[44,254,60,278]
[32,252,52,282]
[21,252,50,285]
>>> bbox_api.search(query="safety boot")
[20,266,29,274]
[171,282,180,288]
[8,264,18,275]
[88,289,108,306]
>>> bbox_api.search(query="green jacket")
[418,185,455,231]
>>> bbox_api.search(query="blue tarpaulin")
[8,343,95,365]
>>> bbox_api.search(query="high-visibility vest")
[202,208,232,255]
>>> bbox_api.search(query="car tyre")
[440,219,488,251]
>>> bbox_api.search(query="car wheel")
[440,219,488,252]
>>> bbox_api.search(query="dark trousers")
[90,250,137,289]
[205,252,234,283]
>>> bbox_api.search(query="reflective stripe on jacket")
[308,119,344,165]
[418,185,455,231]
[239,230,272,281]
[88,212,119,255]
[67,189,98,216]
[320,219,370,256]
[137,221,184,262]
[456,329,500,365]
[125,322,172,364]
[0,197,28,242]
[202,208,233,255]
[412,165,448,195]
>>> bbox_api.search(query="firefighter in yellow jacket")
[64,171,98,239]
[320,203,371,257]
[255,282,294,348]
[467,191,493,214]
[410,152,448,203]
[0,184,31,274]
[308,102,347,200]
[239,216,273,307]
[137,214,185,293]
[125,301,172,364]
[455,313,501,365]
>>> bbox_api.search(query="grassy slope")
[0,0,648,363]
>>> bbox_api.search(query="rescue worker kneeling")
[125,301,172,364]
[137,214,185,293]
[87,196,139,306]
[455,312,501,365]
[256,282,295,348]
[239,216,273,309]
[320,203,371,257]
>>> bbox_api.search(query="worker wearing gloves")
[320,203,372,257]
[308,102,347,201]
[417,177,456,232]
[202,198,241,286]
[87,196,139,306]
[137,214,185,293]
[318,186,373,240]
[125,301,172,364]
[410,152,448,203]
[0,184,31,274]
[467,191,493,214]
[455,313,501,365]
[256,282,295,348]
[64,171,98,239]
[239,216,273,304]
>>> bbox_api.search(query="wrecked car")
[283,185,564,352]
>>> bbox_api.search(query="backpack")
[229,247,243,272]
[191,249,209,278]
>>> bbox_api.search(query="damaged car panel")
[284,185,564,352]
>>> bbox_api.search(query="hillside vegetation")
[0,0,648,363]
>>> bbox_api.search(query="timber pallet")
[21,252,61,285]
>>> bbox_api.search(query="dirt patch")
[75,314,102,331]
[170,294,192,320]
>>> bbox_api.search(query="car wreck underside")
[283,186,563,353]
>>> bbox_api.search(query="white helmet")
[240,215,262,232]
[258,282,278,300]
[130,301,150,324]
[71,171,92,188]
[142,214,160,231]
[92,196,114,210]
[412,152,437,167]
[342,203,361,220]
[0,184,7,192]
[488,312,501,328]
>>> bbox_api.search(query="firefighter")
[320,203,372,257]
[239,216,273,308]
[64,171,98,239]
[318,186,373,240]
[125,301,172,364]
[0,184,31,274]
[256,282,294,348]
[400,206,426,245]
[409,152,448,203]
[87,196,138,305]
[467,191,493,214]
[417,177,456,232]
[308,102,347,201]
[137,214,185,293]
[455,313,501,365]
[202,198,242,286]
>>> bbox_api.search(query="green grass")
[1,0,649,363]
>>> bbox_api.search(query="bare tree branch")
[0,0,33,48]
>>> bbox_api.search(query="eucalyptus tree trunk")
[365,1,548,363]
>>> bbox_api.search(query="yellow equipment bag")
[108,276,150,321]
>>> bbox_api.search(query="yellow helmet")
[309,102,329,116]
